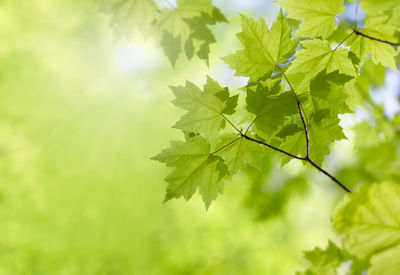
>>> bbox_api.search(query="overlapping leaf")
[280,115,346,166]
[216,135,267,174]
[246,82,298,137]
[347,16,399,71]
[153,136,228,209]
[286,39,356,91]
[223,11,298,81]
[307,70,353,117]
[277,0,345,39]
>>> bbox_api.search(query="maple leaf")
[215,135,268,174]
[246,82,298,137]
[203,76,238,115]
[348,16,399,71]
[277,0,345,39]
[171,77,237,137]
[333,182,400,275]
[286,39,356,90]
[153,136,228,209]
[171,81,225,137]
[307,70,353,117]
[298,240,369,275]
[223,10,298,81]
[299,241,345,275]
[153,0,226,66]
[280,116,346,166]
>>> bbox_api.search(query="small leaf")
[223,11,298,81]
[246,83,298,136]
[154,136,228,209]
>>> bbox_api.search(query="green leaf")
[246,83,298,137]
[347,16,399,71]
[204,76,238,115]
[286,39,356,90]
[223,11,298,81]
[216,135,267,174]
[358,0,398,17]
[308,70,353,117]
[280,116,346,166]
[153,0,226,66]
[333,182,400,275]
[153,136,228,209]
[277,0,345,39]
[171,80,226,137]
[107,0,157,40]
[299,240,369,275]
[161,32,182,67]
[300,241,345,275]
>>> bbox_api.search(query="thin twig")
[297,101,310,157]
[335,15,353,29]
[216,70,351,192]
[355,0,361,29]
[276,65,310,158]
[245,117,256,134]
[242,134,352,192]
[210,137,241,155]
[353,30,400,46]
[220,113,242,133]
[242,134,305,160]
[333,31,355,52]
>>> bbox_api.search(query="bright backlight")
[115,42,162,73]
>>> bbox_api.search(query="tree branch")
[297,101,310,157]
[218,70,351,192]
[242,134,305,160]
[242,134,351,192]
[353,29,400,47]
[306,158,352,193]
[276,65,310,158]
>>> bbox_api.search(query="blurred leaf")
[333,182,400,274]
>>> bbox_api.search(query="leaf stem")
[335,15,353,29]
[333,31,355,52]
[354,0,361,29]
[220,113,242,133]
[210,137,241,155]
[297,101,310,157]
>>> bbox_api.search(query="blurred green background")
[0,0,366,274]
